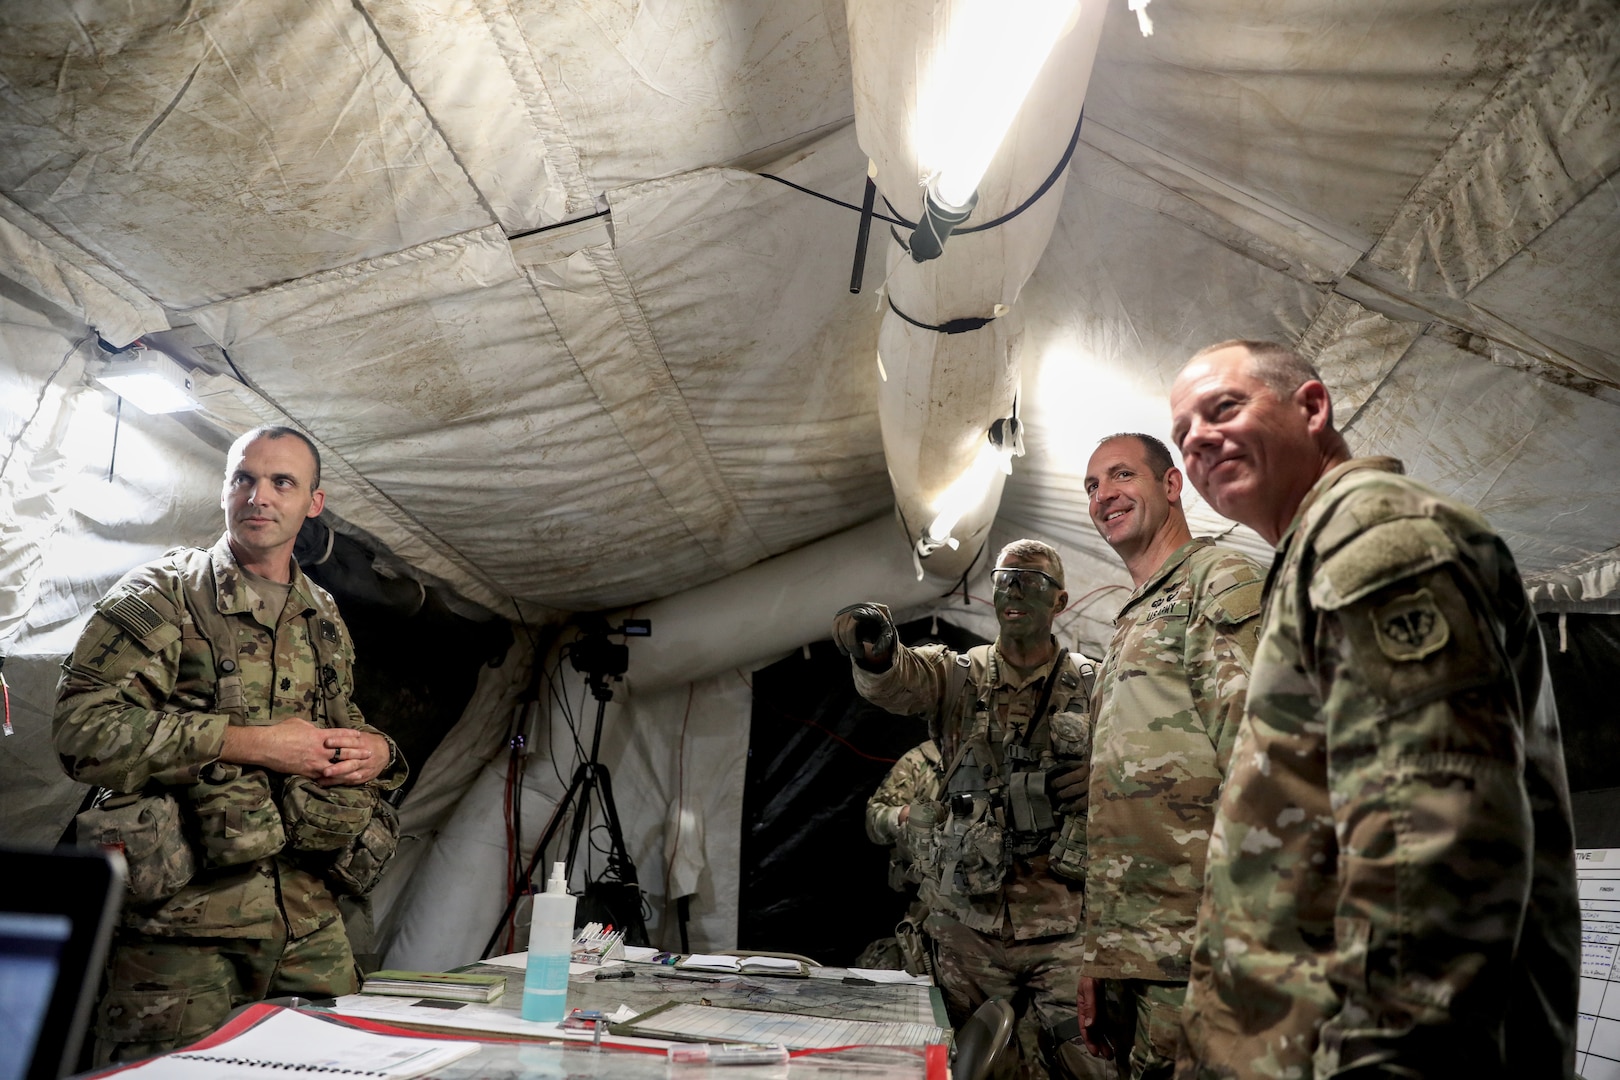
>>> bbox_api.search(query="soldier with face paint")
[833,539,1114,1080]
[54,425,407,1065]
[1167,340,1578,1079]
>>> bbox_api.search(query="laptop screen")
[0,847,123,1080]
[0,912,75,1080]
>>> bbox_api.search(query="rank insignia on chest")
[1371,587,1450,661]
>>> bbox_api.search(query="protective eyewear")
[990,567,1062,593]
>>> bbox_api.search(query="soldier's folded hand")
[1046,761,1090,815]
[831,602,896,670]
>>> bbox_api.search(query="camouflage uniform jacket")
[54,534,407,939]
[865,740,944,847]
[1083,538,1263,981]
[1180,458,1579,1079]
[852,641,1093,939]
[867,740,944,892]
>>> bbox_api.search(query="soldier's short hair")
[1098,433,1174,479]
[230,425,322,490]
[995,539,1064,589]
[1191,339,1332,426]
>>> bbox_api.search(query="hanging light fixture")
[909,0,1080,261]
[90,344,200,415]
[916,417,1024,557]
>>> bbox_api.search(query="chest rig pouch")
[177,550,395,894]
[918,649,1072,898]
[174,551,293,869]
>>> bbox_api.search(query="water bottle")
[522,862,576,1022]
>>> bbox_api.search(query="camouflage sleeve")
[1308,521,1533,1071]
[52,580,231,793]
[850,643,955,725]
[1187,555,1265,775]
[865,746,928,845]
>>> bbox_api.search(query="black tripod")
[481,627,650,960]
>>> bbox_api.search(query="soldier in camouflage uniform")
[864,740,944,977]
[54,426,408,1064]
[865,739,945,870]
[833,540,1114,1080]
[1075,434,1264,1079]
[1167,341,1578,1078]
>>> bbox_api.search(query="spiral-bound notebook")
[101,1004,478,1079]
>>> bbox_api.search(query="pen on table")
[656,970,729,983]
[594,967,634,980]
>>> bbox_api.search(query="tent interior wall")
[2,0,1619,969]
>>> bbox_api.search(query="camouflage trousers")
[927,913,1118,1080]
[95,912,358,1064]
[1101,979,1185,1080]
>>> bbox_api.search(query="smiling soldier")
[1167,340,1578,1079]
[832,540,1112,1079]
[1073,434,1264,1079]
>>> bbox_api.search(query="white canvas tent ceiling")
[5,0,1616,630]
[2,0,1618,957]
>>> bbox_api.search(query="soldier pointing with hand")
[833,539,1112,1080]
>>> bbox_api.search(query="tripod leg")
[479,760,592,960]
[588,766,650,945]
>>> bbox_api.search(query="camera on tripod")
[569,616,651,696]
[569,616,650,680]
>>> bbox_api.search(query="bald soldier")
[55,425,407,1063]
[1075,434,1264,1079]
[1168,340,1578,1078]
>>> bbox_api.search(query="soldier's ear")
[1164,466,1184,505]
[306,489,326,519]
[1053,589,1069,616]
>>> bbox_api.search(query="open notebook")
[100,1005,478,1079]
[676,953,808,977]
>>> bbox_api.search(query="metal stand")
[481,671,648,958]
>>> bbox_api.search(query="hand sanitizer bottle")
[522,862,576,1022]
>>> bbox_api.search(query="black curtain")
[1542,612,1620,848]
[739,617,987,964]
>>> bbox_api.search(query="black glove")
[1046,761,1089,815]
[831,602,896,668]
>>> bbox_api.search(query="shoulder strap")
[1018,647,1068,748]
[171,548,247,722]
[934,651,976,753]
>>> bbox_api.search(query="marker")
[668,1044,789,1066]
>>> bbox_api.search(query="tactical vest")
[907,646,1094,911]
[76,547,397,903]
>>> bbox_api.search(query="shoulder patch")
[1205,580,1264,627]
[95,588,182,653]
[1370,588,1450,661]
[1309,517,1458,611]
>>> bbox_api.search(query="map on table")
[611,1001,945,1049]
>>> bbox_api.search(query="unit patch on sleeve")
[1370,587,1450,662]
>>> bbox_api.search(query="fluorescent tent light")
[915,0,1080,212]
[919,435,1018,555]
[92,350,200,414]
